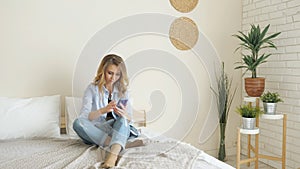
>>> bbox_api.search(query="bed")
[0,95,235,169]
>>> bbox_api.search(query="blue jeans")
[73,117,130,149]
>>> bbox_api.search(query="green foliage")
[260,91,283,103]
[233,24,281,78]
[211,62,237,124]
[211,62,237,162]
[236,104,263,118]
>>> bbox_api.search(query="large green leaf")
[233,24,281,78]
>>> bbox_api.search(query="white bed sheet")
[0,128,235,169]
[122,127,235,169]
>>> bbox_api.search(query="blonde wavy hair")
[93,54,129,97]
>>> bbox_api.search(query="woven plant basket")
[244,77,265,97]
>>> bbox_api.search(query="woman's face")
[105,64,121,87]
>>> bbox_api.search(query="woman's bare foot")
[101,155,117,168]
[101,144,121,168]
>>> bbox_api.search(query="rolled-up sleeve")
[79,84,94,119]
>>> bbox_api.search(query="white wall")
[241,0,300,168]
[0,0,241,157]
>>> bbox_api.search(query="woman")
[73,54,139,168]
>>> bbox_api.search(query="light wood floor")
[225,154,276,169]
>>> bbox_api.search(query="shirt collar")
[102,85,118,95]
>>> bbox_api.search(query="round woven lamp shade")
[169,0,198,13]
[169,17,199,50]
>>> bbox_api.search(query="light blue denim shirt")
[79,83,133,126]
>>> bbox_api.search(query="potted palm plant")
[260,91,283,114]
[233,24,281,97]
[236,104,263,129]
[211,62,237,161]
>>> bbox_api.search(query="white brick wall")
[241,0,300,168]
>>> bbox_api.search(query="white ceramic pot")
[263,102,277,114]
[242,117,256,129]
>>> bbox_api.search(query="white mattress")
[0,128,235,169]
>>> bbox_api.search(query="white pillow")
[65,96,82,137]
[0,95,61,139]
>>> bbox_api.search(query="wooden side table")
[236,127,260,169]
[258,113,287,169]
[243,96,260,168]
[240,96,287,169]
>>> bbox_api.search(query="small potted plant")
[260,91,283,114]
[233,24,281,97]
[236,105,263,129]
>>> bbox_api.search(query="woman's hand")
[113,104,131,121]
[88,101,116,121]
[102,101,116,114]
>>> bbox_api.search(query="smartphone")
[117,99,128,109]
